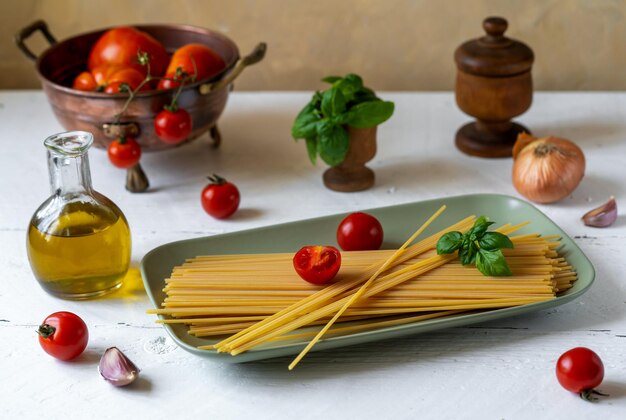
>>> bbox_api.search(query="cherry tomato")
[293,246,342,285]
[88,27,169,78]
[107,137,142,169]
[72,65,146,93]
[200,175,240,219]
[556,347,605,400]
[37,311,89,361]
[154,108,192,144]
[336,212,384,251]
[157,43,226,90]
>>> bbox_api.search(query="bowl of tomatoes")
[15,20,265,153]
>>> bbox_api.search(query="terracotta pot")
[323,126,377,192]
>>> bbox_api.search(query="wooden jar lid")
[454,17,534,77]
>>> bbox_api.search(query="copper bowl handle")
[102,122,141,139]
[15,20,57,61]
[199,42,266,95]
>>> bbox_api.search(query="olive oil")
[27,200,131,299]
[28,131,132,299]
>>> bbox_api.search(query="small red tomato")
[154,108,192,144]
[72,71,98,91]
[337,212,384,251]
[201,174,241,219]
[107,137,142,169]
[556,347,605,401]
[37,311,89,361]
[293,246,342,285]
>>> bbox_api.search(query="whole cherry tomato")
[72,65,146,93]
[107,137,142,169]
[556,347,605,401]
[154,107,192,144]
[200,175,240,219]
[88,27,169,78]
[293,246,342,285]
[37,311,89,361]
[157,43,226,90]
[336,212,384,251]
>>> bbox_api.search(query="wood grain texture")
[1,91,625,419]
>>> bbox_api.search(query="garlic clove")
[582,196,617,227]
[98,347,140,387]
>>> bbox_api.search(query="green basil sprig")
[436,216,514,276]
[291,74,394,166]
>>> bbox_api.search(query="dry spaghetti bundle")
[148,209,577,368]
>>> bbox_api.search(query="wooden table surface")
[1,91,625,419]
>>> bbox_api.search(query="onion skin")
[512,136,585,204]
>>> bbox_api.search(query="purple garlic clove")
[98,347,140,387]
[582,196,617,228]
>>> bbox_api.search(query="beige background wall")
[1,0,624,91]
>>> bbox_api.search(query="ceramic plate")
[141,194,595,363]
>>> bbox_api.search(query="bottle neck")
[47,152,93,195]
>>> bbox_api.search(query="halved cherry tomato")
[293,246,341,285]
[157,44,226,90]
[37,311,89,361]
[556,347,605,401]
[337,212,384,251]
[154,108,192,144]
[201,175,240,219]
[88,27,169,78]
[107,137,142,168]
[72,65,146,93]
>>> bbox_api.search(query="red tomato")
[201,175,241,219]
[37,311,89,361]
[556,347,605,400]
[72,71,98,91]
[107,137,142,168]
[72,65,146,93]
[293,246,342,285]
[336,212,384,251]
[157,43,226,90]
[154,108,192,144]
[88,27,169,78]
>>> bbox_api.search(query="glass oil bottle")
[27,131,131,299]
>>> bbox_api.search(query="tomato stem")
[208,173,227,185]
[580,389,609,402]
[37,323,56,339]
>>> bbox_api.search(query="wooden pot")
[454,17,534,158]
[323,126,377,192]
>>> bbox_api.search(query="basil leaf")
[459,240,477,266]
[317,122,349,166]
[322,76,342,84]
[321,87,346,117]
[305,137,318,165]
[335,74,363,102]
[479,232,514,251]
[291,103,320,139]
[345,101,395,128]
[469,216,495,240]
[476,249,512,276]
[436,231,463,255]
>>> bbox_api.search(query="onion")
[512,134,585,204]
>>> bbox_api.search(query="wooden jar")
[454,17,534,158]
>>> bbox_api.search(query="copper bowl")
[15,20,266,152]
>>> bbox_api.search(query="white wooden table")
[1,91,625,419]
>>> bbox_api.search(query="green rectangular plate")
[141,194,595,363]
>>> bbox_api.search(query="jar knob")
[483,16,508,37]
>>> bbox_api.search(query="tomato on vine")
[154,107,192,144]
[107,136,142,168]
[201,174,240,219]
[37,311,89,361]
